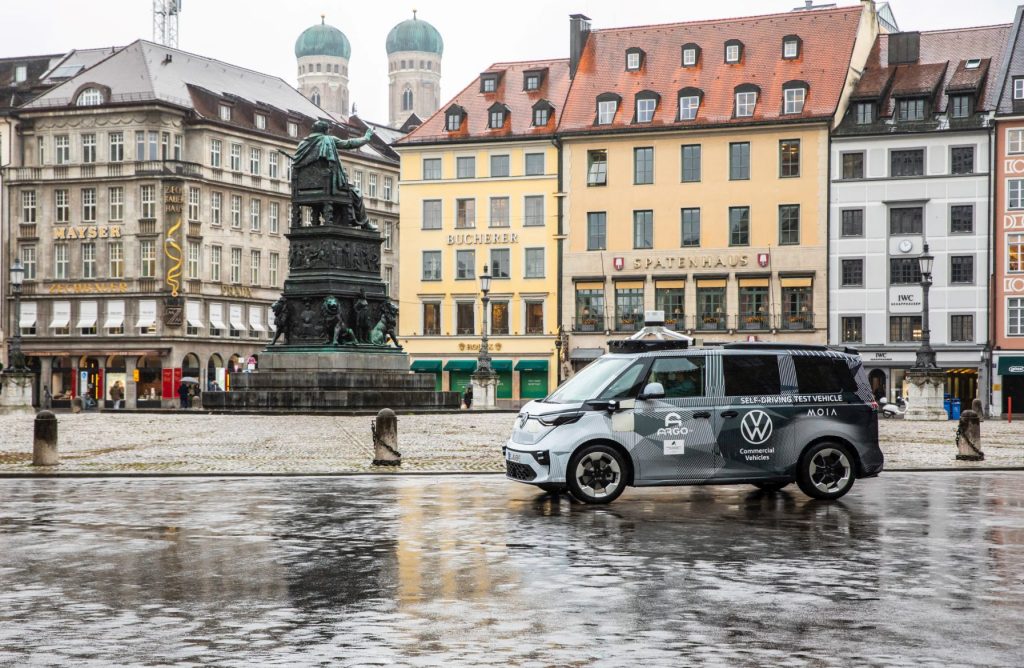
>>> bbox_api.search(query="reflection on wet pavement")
[1,472,1022,666]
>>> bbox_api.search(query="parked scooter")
[879,396,907,418]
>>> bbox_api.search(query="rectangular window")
[951,255,974,283]
[368,173,378,198]
[1015,78,1024,100]
[211,192,222,226]
[681,144,701,182]
[633,210,653,249]
[950,95,971,118]
[456,198,476,228]
[842,152,864,179]
[890,315,922,342]
[681,208,700,247]
[587,149,608,186]
[615,287,644,331]
[891,149,925,177]
[729,206,750,246]
[422,250,442,280]
[783,40,799,59]
[840,209,864,237]
[793,357,857,395]
[587,212,607,250]
[1008,234,1024,273]
[269,201,280,234]
[841,316,863,343]
[679,95,699,120]
[81,188,96,222]
[135,131,145,160]
[1009,297,1024,336]
[187,241,200,279]
[20,244,36,280]
[897,98,926,121]
[524,196,544,226]
[841,258,864,287]
[188,187,200,221]
[287,121,298,138]
[697,285,726,327]
[250,198,261,231]
[423,200,442,229]
[490,154,509,177]
[726,44,740,63]
[783,88,805,114]
[140,240,156,278]
[575,288,605,329]
[423,303,441,335]
[37,136,45,165]
[524,152,545,176]
[82,242,96,278]
[723,355,781,396]
[383,176,393,201]
[210,138,222,167]
[255,113,267,130]
[108,187,123,221]
[890,258,922,284]
[141,185,156,218]
[229,143,241,171]
[81,133,96,163]
[636,98,656,123]
[634,147,654,184]
[210,245,222,282]
[525,300,545,334]
[735,91,756,117]
[489,197,510,228]
[739,286,770,326]
[230,247,242,284]
[656,287,685,328]
[250,250,261,285]
[627,52,641,70]
[54,189,69,223]
[231,195,241,228]
[597,100,617,124]
[533,106,550,126]
[249,147,261,175]
[490,248,510,279]
[778,204,800,245]
[148,131,158,160]
[269,252,280,287]
[109,131,124,162]
[161,132,169,160]
[54,244,69,279]
[21,190,36,223]
[1009,129,1024,155]
[456,156,475,178]
[456,302,475,335]
[682,48,697,66]
[525,248,545,278]
[491,301,509,335]
[951,146,974,175]
[856,103,873,124]
[951,205,973,234]
[219,104,231,121]
[422,158,442,180]
[108,241,124,278]
[269,152,279,179]
[456,249,475,280]
[779,139,800,177]
[890,207,923,235]
[950,315,974,342]
[729,142,750,180]
[55,135,70,164]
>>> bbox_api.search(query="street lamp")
[477,264,493,374]
[6,258,27,372]
[913,242,937,370]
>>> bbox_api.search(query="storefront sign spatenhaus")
[627,253,752,271]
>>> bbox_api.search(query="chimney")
[569,13,591,79]
[888,32,920,66]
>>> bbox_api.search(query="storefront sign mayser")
[624,253,751,270]
[447,232,520,245]
[47,281,130,294]
[889,286,923,313]
[458,342,503,352]
[53,225,122,240]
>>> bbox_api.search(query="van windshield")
[545,357,636,404]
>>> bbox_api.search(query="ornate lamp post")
[478,265,493,374]
[470,264,498,408]
[0,258,34,414]
[6,259,27,372]
[913,243,937,370]
[904,242,946,420]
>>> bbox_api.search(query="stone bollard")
[955,409,984,461]
[371,408,401,466]
[190,395,202,410]
[70,397,83,414]
[32,411,59,466]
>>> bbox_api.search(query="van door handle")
[693,411,711,419]
[721,410,739,419]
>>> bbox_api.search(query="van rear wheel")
[567,444,627,504]
[797,442,855,500]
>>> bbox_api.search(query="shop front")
[137,354,163,408]
[862,349,982,408]
[516,360,549,399]
[443,360,477,395]
[995,356,1024,417]
[104,355,127,408]
[410,359,442,391]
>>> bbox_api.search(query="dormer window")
[76,87,102,106]
[596,93,621,125]
[626,48,644,71]
[855,102,874,125]
[950,95,972,118]
[287,121,299,137]
[734,84,759,117]
[965,59,981,70]
[782,35,802,60]
[725,40,743,64]
[480,74,500,93]
[681,44,701,67]
[634,91,659,123]
[14,65,26,83]
[532,100,554,126]
[897,98,927,122]
[219,104,232,121]
[488,102,509,129]
[254,113,267,130]
[678,88,702,121]
[446,105,466,132]
[782,81,808,115]
[525,74,540,91]
[1014,77,1024,100]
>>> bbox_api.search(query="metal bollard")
[32,410,59,466]
[955,409,984,461]
[370,408,401,466]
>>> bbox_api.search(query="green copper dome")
[295,19,351,60]
[386,14,443,55]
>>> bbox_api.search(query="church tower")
[295,15,351,118]
[386,11,443,128]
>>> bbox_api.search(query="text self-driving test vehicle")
[504,339,884,504]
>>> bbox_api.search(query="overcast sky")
[0,1,1018,123]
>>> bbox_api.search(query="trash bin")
[950,398,962,421]
[944,395,951,416]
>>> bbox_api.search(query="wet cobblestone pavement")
[0,412,1021,474]
[1,472,1023,666]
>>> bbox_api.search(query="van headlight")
[523,412,583,433]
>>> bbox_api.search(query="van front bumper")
[503,444,560,485]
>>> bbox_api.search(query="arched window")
[76,88,102,106]
[402,88,413,111]
[311,89,321,107]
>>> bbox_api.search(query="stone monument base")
[0,372,35,415]
[202,349,461,411]
[904,368,948,421]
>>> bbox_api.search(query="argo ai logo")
[657,412,691,437]
[740,410,773,445]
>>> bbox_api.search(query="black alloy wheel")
[566,444,628,505]
[796,442,856,500]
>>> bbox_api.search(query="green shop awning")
[515,360,549,372]
[444,360,478,372]
[491,360,513,372]
[998,357,1024,375]
[410,360,442,372]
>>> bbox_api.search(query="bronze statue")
[321,296,355,345]
[354,289,371,343]
[370,302,401,348]
[270,297,290,345]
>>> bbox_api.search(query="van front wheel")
[567,444,627,504]
[797,442,855,500]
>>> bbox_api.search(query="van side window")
[645,357,705,398]
[793,356,857,393]
[723,355,781,395]
[598,362,648,399]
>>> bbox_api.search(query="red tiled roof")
[889,62,948,97]
[947,58,990,93]
[557,5,864,133]
[398,59,570,144]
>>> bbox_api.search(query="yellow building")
[395,60,570,405]
[557,6,879,371]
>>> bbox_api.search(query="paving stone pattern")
[0,412,1020,474]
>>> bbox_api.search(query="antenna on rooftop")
[153,0,181,48]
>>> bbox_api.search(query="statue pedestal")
[0,371,35,415]
[471,370,499,410]
[904,368,948,421]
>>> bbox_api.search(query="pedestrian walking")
[42,385,52,410]
[178,381,190,409]
[463,384,473,410]
[110,381,124,409]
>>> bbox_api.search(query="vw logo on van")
[740,410,773,444]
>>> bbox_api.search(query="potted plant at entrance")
[744,314,767,330]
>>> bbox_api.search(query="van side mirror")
[639,382,665,400]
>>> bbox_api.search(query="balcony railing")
[781,312,815,330]
[738,314,771,331]
[187,222,203,237]
[3,160,202,181]
[697,314,729,331]
[18,223,38,239]
[138,219,158,235]
[614,316,643,332]
[572,316,606,333]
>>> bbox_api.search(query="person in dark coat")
[178,381,190,409]
[463,384,473,409]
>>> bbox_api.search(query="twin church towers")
[294,11,443,128]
